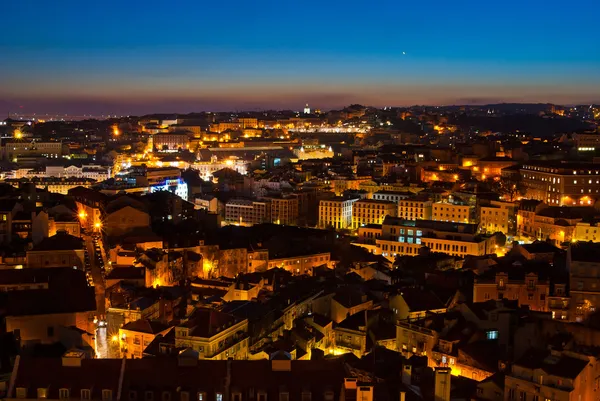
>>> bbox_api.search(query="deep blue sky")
[1,0,599,115]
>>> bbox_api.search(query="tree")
[494,232,507,247]
[493,176,527,202]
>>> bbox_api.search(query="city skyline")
[2,0,599,115]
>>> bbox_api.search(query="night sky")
[1,0,599,115]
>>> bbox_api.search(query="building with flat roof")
[318,196,359,230]
[356,216,494,260]
[225,199,271,226]
[521,162,600,206]
[352,199,397,229]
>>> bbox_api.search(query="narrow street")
[84,233,115,358]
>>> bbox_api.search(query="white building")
[191,157,248,181]
[44,164,112,182]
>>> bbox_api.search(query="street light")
[78,211,87,219]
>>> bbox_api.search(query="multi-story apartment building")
[142,167,181,186]
[318,196,359,229]
[118,319,171,359]
[357,216,495,259]
[225,199,271,226]
[263,195,298,225]
[237,117,258,128]
[397,197,432,220]
[45,164,112,181]
[505,349,600,401]
[517,200,546,238]
[5,177,97,195]
[480,201,517,235]
[521,162,600,206]
[518,206,593,244]
[2,140,64,160]
[175,308,249,360]
[152,132,190,151]
[473,272,549,311]
[573,222,600,242]
[352,199,396,229]
[209,121,242,133]
[432,201,474,224]
[267,252,331,275]
[573,132,600,151]
[569,243,600,322]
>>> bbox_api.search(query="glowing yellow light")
[14,129,23,139]
[111,335,118,342]
[112,125,120,137]
[94,222,102,229]
[152,278,162,288]
[225,159,234,166]
[78,211,87,219]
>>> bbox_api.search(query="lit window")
[486,330,498,340]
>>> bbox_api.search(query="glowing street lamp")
[78,211,87,219]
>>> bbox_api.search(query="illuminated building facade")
[480,202,511,234]
[574,222,600,242]
[573,132,600,152]
[521,162,600,206]
[225,199,271,226]
[318,197,359,229]
[569,243,600,322]
[2,140,64,160]
[4,177,96,195]
[473,272,549,311]
[149,178,188,201]
[432,201,474,224]
[191,158,248,181]
[175,308,249,360]
[263,195,298,226]
[504,349,599,401]
[352,199,397,229]
[152,132,190,151]
[357,217,494,259]
[397,197,432,220]
[267,252,331,275]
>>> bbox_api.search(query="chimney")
[434,368,451,401]
[401,364,412,386]
[61,350,85,367]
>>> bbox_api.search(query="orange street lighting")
[78,211,87,219]
[94,222,102,229]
